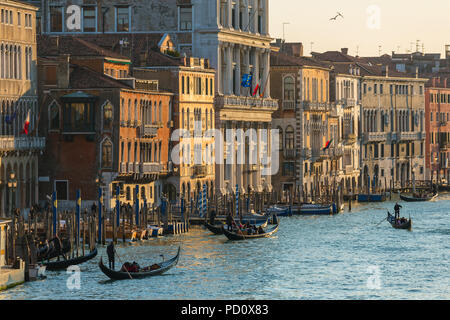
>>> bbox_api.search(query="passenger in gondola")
[258,226,265,234]
[49,235,67,261]
[107,242,115,269]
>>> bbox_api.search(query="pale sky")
[270,0,450,57]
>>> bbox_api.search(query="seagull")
[330,12,344,21]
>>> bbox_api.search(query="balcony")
[192,165,208,178]
[363,132,387,143]
[440,142,450,150]
[282,101,296,111]
[344,133,357,144]
[127,162,135,173]
[398,132,424,141]
[215,95,278,110]
[139,162,162,174]
[284,149,297,159]
[140,124,158,138]
[120,162,127,173]
[0,137,46,151]
[302,101,331,112]
[341,98,356,108]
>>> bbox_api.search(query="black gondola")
[43,248,98,271]
[98,247,181,280]
[222,224,279,241]
[205,218,269,235]
[387,212,412,230]
[37,239,71,261]
[399,192,438,202]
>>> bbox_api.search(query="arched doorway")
[163,184,177,203]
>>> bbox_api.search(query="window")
[63,101,95,132]
[83,7,96,32]
[181,76,185,94]
[380,84,384,94]
[277,127,283,151]
[283,162,295,176]
[363,84,367,94]
[49,102,60,130]
[179,7,192,31]
[17,12,20,26]
[50,7,63,32]
[101,139,113,168]
[283,76,295,101]
[116,6,129,32]
[285,126,294,150]
[55,180,69,200]
[44,65,57,85]
[103,102,113,131]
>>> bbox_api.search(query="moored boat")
[222,224,279,241]
[43,248,98,271]
[387,212,412,230]
[399,192,438,202]
[205,218,269,235]
[99,247,180,280]
[357,194,386,202]
[297,203,334,215]
[266,205,291,217]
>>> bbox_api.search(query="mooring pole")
[98,187,102,245]
[76,189,81,257]
[52,191,57,237]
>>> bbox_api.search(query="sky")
[270,0,450,57]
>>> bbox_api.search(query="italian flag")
[21,110,30,135]
[252,83,260,97]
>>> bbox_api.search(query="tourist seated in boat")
[121,261,140,273]
[142,263,161,271]
[209,210,217,225]
[258,226,265,234]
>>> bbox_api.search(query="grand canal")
[1,196,449,300]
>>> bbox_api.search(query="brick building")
[425,77,450,184]
[37,36,173,209]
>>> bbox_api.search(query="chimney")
[432,77,437,87]
[382,65,389,77]
[341,48,348,55]
[290,43,304,57]
[57,54,70,88]
[444,78,448,88]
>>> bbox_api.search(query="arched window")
[153,101,157,124]
[134,99,138,123]
[102,101,113,131]
[49,101,60,130]
[159,101,162,123]
[181,76,185,94]
[277,126,283,151]
[101,138,113,168]
[0,44,4,79]
[284,76,295,101]
[285,126,294,150]
[127,99,131,122]
[126,186,131,201]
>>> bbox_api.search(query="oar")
[376,215,388,226]
[114,248,133,280]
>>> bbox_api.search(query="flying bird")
[330,12,344,21]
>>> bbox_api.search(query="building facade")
[37,36,173,209]
[32,0,277,197]
[0,0,44,217]
[330,65,361,194]
[425,77,450,184]
[134,54,216,202]
[360,67,427,191]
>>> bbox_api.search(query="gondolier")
[107,242,115,269]
[394,203,402,220]
[226,212,233,231]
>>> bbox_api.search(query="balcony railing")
[302,101,331,112]
[140,124,158,138]
[284,149,297,159]
[282,101,296,111]
[0,136,46,151]
[192,165,208,177]
[215,95,279,110]
[301,148,312,159]
[363,132,387,143]
[399,132,424,141]
[139,162,162,174]
[341,98,356,108]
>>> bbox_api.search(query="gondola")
[43,248,98,271]
[205,218,269,235]
[399,192,438,202]
[37,239,71,261]
[387,212,412,230]
[98,247,181,280]
[222,223,279,241]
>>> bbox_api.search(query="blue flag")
[241,74,253,88]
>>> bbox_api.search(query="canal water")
[1,196,449,300]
